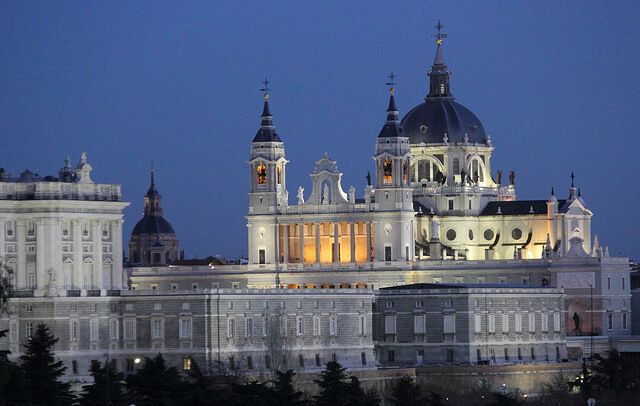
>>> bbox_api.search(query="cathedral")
[0,26,635,382]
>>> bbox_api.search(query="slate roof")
[131,214,176,235]
[480,200,567,216]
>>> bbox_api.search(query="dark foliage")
[19,323,74,406]
[125,353,188,406]
[78,360,127,406]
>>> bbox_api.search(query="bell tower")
[247,79,289,267]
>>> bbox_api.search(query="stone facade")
[373,284,567,366]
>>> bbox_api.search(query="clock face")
[512,228,523,240]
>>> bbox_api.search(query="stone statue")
[496,169,502,185]
[348,186,355,204]
[364,185,372,206]
[460,169,466,184]
[297,186,304,205]
[572,312,581,332]
[508,170,515,186]
[47,268,57,296]
[473,171,479,184]
[366,171,371,186]
[321,183,330,205]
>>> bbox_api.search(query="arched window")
[383,159,393,184]
[256,164,267,185]
[468,157,485,183]
[414,157,444,182]
[453,158,460,175]
[276,166,282,184]
[403,159,409,183]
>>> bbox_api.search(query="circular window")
[483,229,495,241]
[468,229,474,240]
[419,125,428,133]
[446,229,457,241]
[512,228,523,240]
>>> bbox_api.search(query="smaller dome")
[131,214,175,236]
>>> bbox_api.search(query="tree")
[486,392,522,406]
[388,376,429,406]
[125,354,188,406]
[19,323,74,406]
[0,330,28,406]
[269,369,306,406]
[568,360,595,398]
[314,361,379,406]
[78,360,126,406]
[591,349,637,395]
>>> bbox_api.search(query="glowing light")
[134,357,141,364]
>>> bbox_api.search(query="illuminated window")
[402,160,408,182]
[383,159,393,183]
[183,356,192,371]
[256,164,267,185]
[440,83,445,94]
[276,166,282,184]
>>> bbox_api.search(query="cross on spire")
[432,20,447,44]
[385,72,397,94]
[260,77,271,99]
[570,172,575,188]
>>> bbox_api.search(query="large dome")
[401,98,487,145]
[131,214,175,236]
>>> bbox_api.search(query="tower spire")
[378,73,402,138]
[427,20,452,99]
[253,77,282,142]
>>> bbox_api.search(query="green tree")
[486,392,522,406]
[591,349,637,395]
[78,360,126,406]
[314,362,379,406]
[0,330,28,406]
[388,376,429,406]
[314,361,351,406]
[19,323,74,406]
[568,360,595,398]
[269,369,306,406]
[125,354,188,406]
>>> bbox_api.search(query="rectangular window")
[502,314,509,333]
[528,313,535,332]
[607,276,611,290]
[25,323,33,339]
[298,354,304,368]
[72,360,78,375]
[361,352,367,365]
[247,356,253,370]
[414,315,425,334]
[259,249,266,264]
[183,357,192,371]
[521,276,529,285]
[124,319,136,340]
[70,320,79,341]
[109,319,119,340]
[541,313,549,332]
[384,315,396,334]
[446,349,454,362]
[474,313,482,333]
[9,321,18,343]
[488,314,496,333]
[388,350,395,362]
[329,315,337,336]
[151,318,164,339]
[315,354,321,367]
[227,318,235,338]
[359,314,366,336]
[126,359,134,372]
[607,312,613,330]
[554,312,561,332]
[448,200,454,210]
[515,313,522,333]
[313,316,321,336]
[444,314,455,334]
[296,316,304,336]
[90,319,99,341]
[246,318,253,337]
[622,312,628,330]
[280,316,287,336]
[622,277,625,290]
[263,316,269,337]
[384,246,392,261]
[180,317,192,339]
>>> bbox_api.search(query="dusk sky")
[1,1,639,260]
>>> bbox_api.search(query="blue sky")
[1,1,639,260]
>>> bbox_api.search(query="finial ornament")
[570,172,575,187]
[433,20,447,45]
[385,72,397,94]
[260,77,271,100]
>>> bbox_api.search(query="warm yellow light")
[134,357,141,364]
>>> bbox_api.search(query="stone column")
[0,219,5,262]
[92,220,103,290]
[366,222,372,262]
[298,223,304,264]
[274,224,279,265]
[112,219,124,289]
[282,224,289,264]
[36,220,45,291]
[333,223,339,263]
[72,220,82,290]
[315,223,320,265]
[350,222,356,263]
[16,220,26,289]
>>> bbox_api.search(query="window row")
[226,314,358,338]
